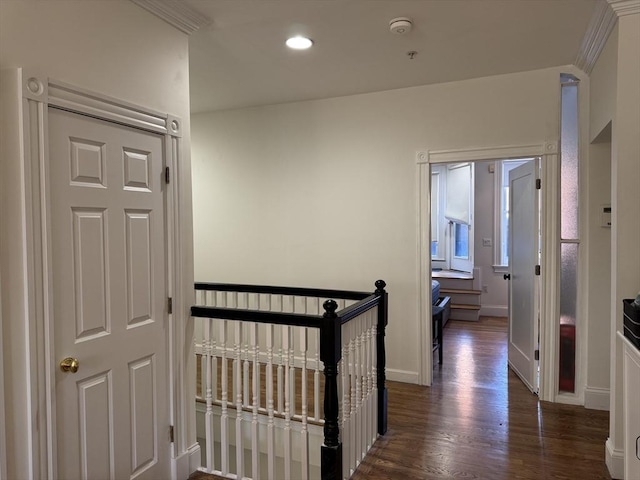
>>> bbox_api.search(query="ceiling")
[186,0,598,113]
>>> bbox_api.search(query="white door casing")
[11,72,191,479]
[49,108,169,479]
[507,160,540,393]
[417,144,558,393]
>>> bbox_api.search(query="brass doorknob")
[60,357,79,373]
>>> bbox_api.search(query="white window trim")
[431,164,448,268]
[492,158,535,273]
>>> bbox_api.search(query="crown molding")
[574,0,618,74]
[131,0,212,35]
[607,0,640,16]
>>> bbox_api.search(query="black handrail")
[195,281,371,301]
[191,280,388,480]
[191,306,325,328]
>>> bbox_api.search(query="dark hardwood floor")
[351,317,611,480]
[190,317,611,480]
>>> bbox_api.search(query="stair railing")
[191,280,388,480]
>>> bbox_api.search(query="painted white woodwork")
[220,320,229,475]
[621,334,640,479]
[49,107,170,479]
[283,326,292,480]
[204,319,215,471]
[507,160,540,393]
[299,327,310,480]
[131,0,212,35]
[251,323,260,479]
[340,324,351,479]
[234,322,244,479]
[575,0,619,74]
[314,332,321,422]
[418,143,556,397]
[266,324,276,479]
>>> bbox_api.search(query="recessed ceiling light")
[286,36,313,50]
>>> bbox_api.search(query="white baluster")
[300,327,309,480]
[314,321,321,422]
[371,309,377,442]
[365,313,373,451]
[266,324,275,480]
[234,322,244,479]
[356,317,364,463]
[349,324,357,472]
[243,325,250,407]
[220,320,229,475]
[283,325,292,480]
[277,326,284,414]
[251,323,260,480]
[204,318,214,472]
[289,330,296,419]
[341,321,351,479]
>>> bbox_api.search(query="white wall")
[589,25,618,144]
[605,11,640,478]
[585,139,612,408]
[192,66,565,382]
[0,1,194,478]
[474,161,508,315]
[584,23,618,411]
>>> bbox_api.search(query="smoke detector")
[389,17,412,35]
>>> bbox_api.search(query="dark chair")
[432,296,450,365]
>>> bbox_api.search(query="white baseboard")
[584,386,610,411]
[172,442,201,480]
[605,437,624,480]
[479,305,508,317]
[554,391,584,406]
[386,368,419,384]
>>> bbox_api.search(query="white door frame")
[12,70,194,478]
[416,143,560,403]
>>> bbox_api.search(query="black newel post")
[375,279,388,435]
[320,299,342,480]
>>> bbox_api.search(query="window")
[493,159,534,271]
[454,223,469,259]
[558,74,580,393]
[431,165,447,268]
[431,163,474,273]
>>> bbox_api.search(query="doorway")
[10,74,189,479]
[417,143,560,398]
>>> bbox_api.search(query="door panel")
[49,107,170,480]
[508,160,539,393]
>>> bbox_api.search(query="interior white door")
[507,160,539,393]
[49,107,170,480]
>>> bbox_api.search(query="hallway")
[351,317,611,479]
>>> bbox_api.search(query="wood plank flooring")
[190,317,611,480]
[350,317,611,480]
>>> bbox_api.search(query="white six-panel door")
[49,107,170,480]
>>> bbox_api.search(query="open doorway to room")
[431,159,537,321]
[431,156,541,393]
[419,150,544,396]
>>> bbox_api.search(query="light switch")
[482,238,492,247]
